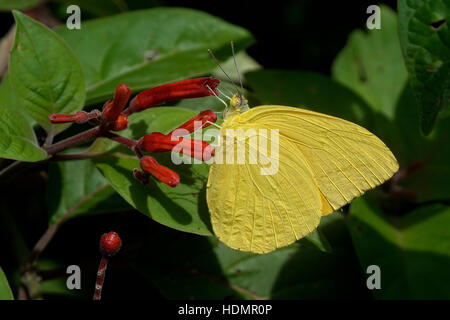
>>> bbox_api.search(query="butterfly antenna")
[207,49,241,95]
[206,84,228,108]
[216,87,231,100]
[202,120,222,129]
[230,41,244,93]
[218,83,235,97]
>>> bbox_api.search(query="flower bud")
[100,231,122,257]
[102,84,131,121]
[110,114,129,131]
[138,132,214,161]
[124,78,220,115]
[140,156,180,187]
[170,110,217,136]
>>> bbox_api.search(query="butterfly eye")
[230,94,242,109]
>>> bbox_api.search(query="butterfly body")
[206,96,398,254]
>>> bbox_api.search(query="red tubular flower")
[140,156,180,187]
[169,110,217,136]
[110,114,129,131]
[124,77,220,116]
[102,84,131,121]
[138,132,214,162]
[49,111,99,124]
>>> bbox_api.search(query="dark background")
[0,0,397,73]
[0,0,399,300]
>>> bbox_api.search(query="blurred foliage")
[398,0,450,134]
[0,267,13,299]
[348,197,450,299]
[10,11,85,136]
[0,1,449,301]
[0,0,38,11]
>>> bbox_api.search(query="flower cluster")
[49,78,220,187]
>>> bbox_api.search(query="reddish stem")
[93,256,108,300]
[44,126,105,156]
[103,132,137,150]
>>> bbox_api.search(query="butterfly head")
[224,93,249,119]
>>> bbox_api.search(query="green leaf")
[56,8,253,105]
[302,229,333,253]
[245,69,374,127]
[47,159,131,224]
[332,5,408,120]
[0,103,47,162]
[91,107,214,236]
[398,0,450,135]
[136,212,367,299]
[348,196,450,299]
[372,84,450,203]
[9,11,85,135]
[0,267,13,300]
[51,0,127,17]
[0,0,38,10]
[0,72,36,127]
[94,155,212,236]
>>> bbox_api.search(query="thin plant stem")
[103,132,143,158]
[103,132,137,149]
[44,126,105,156]
[93,256,109,300]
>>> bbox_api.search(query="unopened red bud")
[111,114,129,131]
[49,111,87,124]
[138,132,214,162]
[102,84,131,121]
[140,156,179,187]
[124,78,220,115]
[100,231,122,257]
[170,110,217,136]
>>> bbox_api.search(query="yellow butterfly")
[206,91,399,254]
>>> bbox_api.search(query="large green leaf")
[92,107,214,235]
[94,155,212,235]
[0,103,47,162]
[398,0,450,135]
[372,84,450,203]
[9,11,85,136]
[56,8,253,105]
[47,159,131,224]
[0,0,38,10]
[0,72,36,127]
[348,196,450,299]
[332,5,407,120]
[51,0,127,17]
[135,213,368,299]
[0,267,13,300]
[245,69,374,127]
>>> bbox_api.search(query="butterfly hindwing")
[207,116,323,254]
